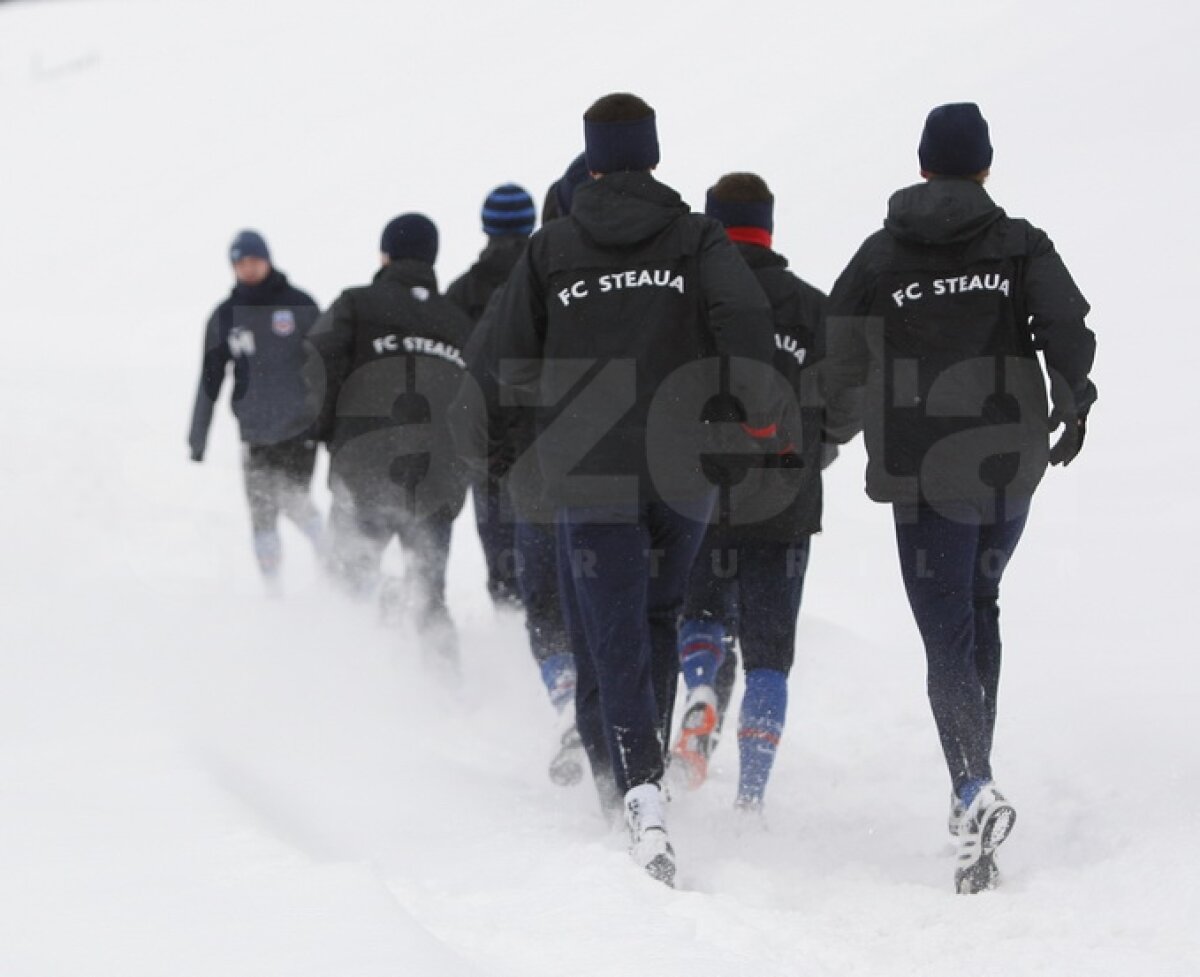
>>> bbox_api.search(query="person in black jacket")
[823,103,1098,894]
[312,214,473,672]
[670,173,831,815]
[539,153,589,226]
[447,184,537,612]
[451,175,590,790]
[447,184,537,323]
[188,230,324,591]
[453,290,587,788]
[471,93,777,885]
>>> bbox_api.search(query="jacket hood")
[373,258,438,292]
[735,241,789,271]
[473,235,527,283]
[570,171,689,248]
[884,178,1004,246]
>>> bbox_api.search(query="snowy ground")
[1,1,1198,974]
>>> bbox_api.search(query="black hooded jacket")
[310,260,474,519]
[727,243,828,541]
[446,235,529,325]
[824,178,1097,507]
[479,172,776,508]
[451,288,555,521]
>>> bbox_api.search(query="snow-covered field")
[1,1,1197,974]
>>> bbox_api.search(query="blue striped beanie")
[482,184,536,237]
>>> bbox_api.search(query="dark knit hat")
[380,213,438,264]
[555,153,591,216]
[229,229,270,263]
[584,102,660,174]
[918,103,993,176]
[704,175,775,235]
[482,183,536,236]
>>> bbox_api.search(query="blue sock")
[678,618,726,690]
[958,777,990,808]
[253,529,282,578]
[737,668,788,805]
[539,653,577,712]
[302,514,325,548]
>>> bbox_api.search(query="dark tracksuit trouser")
[514,517,568,667]
[242,439,320,530]
[242,438,322,576]
[472,477,521,607]
[557,495,713,798]
[327,483,458,662]
[682,534,810,804]
[684,533,811,674]
[555,531,614,810]
[892,499,1029,796]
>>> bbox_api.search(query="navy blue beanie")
[380,213,438,264]
[229,229,270,263]
[555,153,591,216]
[704,191,774,235]
[918,103,993,176]
[482,184,536,236]
[584,114,660,174]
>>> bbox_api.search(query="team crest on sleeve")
[271,310,297,336]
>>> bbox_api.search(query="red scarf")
[725,226,772,248]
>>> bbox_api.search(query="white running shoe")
[548,704,585,787]
[624,783,675,887]
[671,684,719,791]
[954,783,1016,894]
[948,793,967,837]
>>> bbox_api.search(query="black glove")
[190,447,203,463]
[486,439,518,479]
[764,441,804,470]
[1048,411,1087,467]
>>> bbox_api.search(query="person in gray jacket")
[189,230,324,591]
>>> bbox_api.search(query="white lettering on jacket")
[776,333,807,366]
[557,269,685,307]
[892,273,1011,307]
[371,333,464,367]
[227,328,256,357]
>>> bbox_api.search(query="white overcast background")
[1,1,1197,974]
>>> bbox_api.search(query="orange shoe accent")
[672,702,717,790]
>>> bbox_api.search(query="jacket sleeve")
[449,296,506,479]
[187,308,229,460]
[307,292,357,443]
[1023,228,1098,417]
[540,182,562,225]
[790,280,838,451]
[820,242,874,445]
[696,224,776,425]
[291,289,325,439]
[488,245,548,392]
[445,272,471,320]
